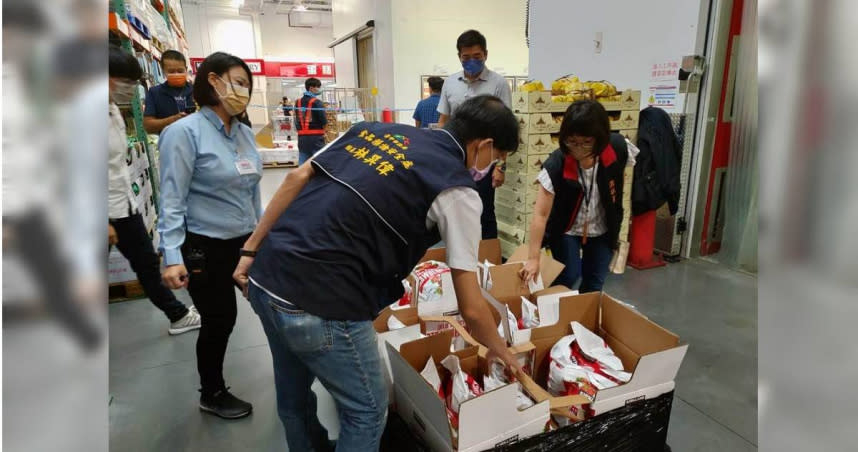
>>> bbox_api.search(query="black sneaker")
[199,387,253,419]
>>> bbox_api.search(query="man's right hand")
[108,224,118,246]
[162,264,189,289]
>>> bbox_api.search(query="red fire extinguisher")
[382,108,393,123]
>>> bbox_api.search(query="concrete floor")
[109,168,757,451]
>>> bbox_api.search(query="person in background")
[281,96,292,116]
[108,45,201,335]
[413,76,444,128]
[520,100,628,293]
[233,95,522,452]
[143,50,194,134]
[437,29,512,239]
[295,77,327,164]
[158,52,262,420]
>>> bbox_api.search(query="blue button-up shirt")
[158,106,262,265]
[144,82,195,119]
[412,94,441,127]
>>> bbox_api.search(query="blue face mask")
[462,58,485,76]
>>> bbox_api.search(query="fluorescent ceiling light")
[293,5,308,11]
[232,0,244,7]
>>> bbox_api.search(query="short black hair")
[305,77,321,91]
[161,50,186,66]
[109,45,143,80]
[193,52,253,109]
[428,76,444,93]
[3,1,47,31]
[456,29,487,53]
[444,95,518,153]
[558,100,611,156]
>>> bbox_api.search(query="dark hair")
[305,77,322,91]
[109,45,143,80]
[193,52,253,109]
[161,50,186,66]
[558,100,611,156]
[427,76,444,93]
[456,29,487,53]
[3,1,47,31]
[444,95,519,153]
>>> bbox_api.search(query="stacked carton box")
[499,90,641,258]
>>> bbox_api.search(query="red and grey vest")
[250,122,475,321]
[296,96,325,135]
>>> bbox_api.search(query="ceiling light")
[294,4,308,11]
[232,0,244,8]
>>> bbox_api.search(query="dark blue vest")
[250,122,475,321]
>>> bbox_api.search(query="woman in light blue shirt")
[158,52,261,420]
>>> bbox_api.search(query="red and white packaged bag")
[440,355,483,430]
[497,305,521,339]
[483,360,535,411]
[390,279,412,310]
[412,260,451,305]
[521,297,540,328]
[546,322,632,424]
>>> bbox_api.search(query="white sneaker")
[169,306,201,335]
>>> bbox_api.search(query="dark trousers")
[182,231,249,395]
[298,135,326,165]
[111,214,188,322]
[549,234,614,293]
[476,164,498,239]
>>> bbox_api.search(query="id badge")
[235,159,257,175]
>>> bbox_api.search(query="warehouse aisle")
[108,168,757,451]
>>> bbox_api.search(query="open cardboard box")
[482,245,578,346]
[517,292,689,421]
[388,330,550,452]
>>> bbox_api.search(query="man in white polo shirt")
[437,29,512,239]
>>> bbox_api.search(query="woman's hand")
[519,257,541,284]
[162,264,189,290]
[233,256,254,299]
[486,343,523,378]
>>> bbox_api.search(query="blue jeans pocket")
[269,301,333,353]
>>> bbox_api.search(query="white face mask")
[469,141,498,181]
[111,80,138,104]
[214,75,251,116]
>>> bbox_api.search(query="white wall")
[332,0,395,108]
[529,0,707,108]
[389,0,529,123]
[259,4,334,60]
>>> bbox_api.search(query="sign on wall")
[647,60,681,111]
[189,58,266,76]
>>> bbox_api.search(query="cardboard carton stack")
[498,86,642,259]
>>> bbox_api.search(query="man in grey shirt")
[437,29,512,239]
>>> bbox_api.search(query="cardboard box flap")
[593,344,688,405]
[457,383,550,451]
[399,329,457,370]
[505,245,565,286]
[387,341,454,449]
[417,239,502,265]
[374,306,418,333]
[529,293,600,342]
[600,295,679,356]
[487,263,529,300]
[517,371,591,410]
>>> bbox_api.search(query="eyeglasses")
[563,138,595,150]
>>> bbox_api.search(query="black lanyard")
[577,161,599,211]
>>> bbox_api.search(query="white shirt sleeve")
[437,82,451,115]
[537,168,555,195]
[426,187,482,271]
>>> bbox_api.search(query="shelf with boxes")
[496,86,642,258]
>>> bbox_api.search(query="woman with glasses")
[158,52,261,419]
[520,100,629,292]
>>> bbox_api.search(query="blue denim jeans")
[248,284,388,452]
[549,234,613,293]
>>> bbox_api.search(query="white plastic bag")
[440,355,483,430]
[521,297,540,328]
[421,356,442,394]
[387,315,407,331]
